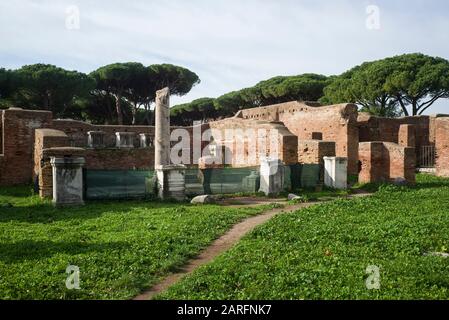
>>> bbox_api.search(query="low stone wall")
[359,141,415,184]
[34,127,155,198]
[52,119,155,148]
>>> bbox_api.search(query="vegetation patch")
[159,174,449,300]
[0,187,267,299]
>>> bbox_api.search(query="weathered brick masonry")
[359,141,416,184]
[205,118,298,167]
[1,103,448,188]
[358,113,437,149]
[238,102,359,175]
[436,118,449,177]
[297,140,336,165]
[33,127,155,196]
[0,108,52,185]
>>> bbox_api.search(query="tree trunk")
[143,104,152,125]
[412,99,418,116]
[115,93,123,125]
[105,93,113,123]
[148,109,154,126]
[397,95,409,116]
[132,104,137,125]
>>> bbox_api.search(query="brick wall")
[206,118,298,167]
[358,142,384,183]
[238,102,359,175]
[52,119,155,148]
[84,149,154,170]
[358,113,434,148]
[435,117,449,177]
[34,129,71,181]
[2,106,445,188]
[0,108,53,186]
[298,140,336,165]
[398,124,416,148]
[33,127,155,197]
[358,141,415,184]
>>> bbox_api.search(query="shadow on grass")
[0,185,192,223]
[0,240,131,263]
[0,200,192,223]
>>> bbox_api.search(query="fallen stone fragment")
[190,195,216,204]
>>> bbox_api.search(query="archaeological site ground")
[0,2,449,314]
[1,95,449,301]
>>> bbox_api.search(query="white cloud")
[0,0,448,114]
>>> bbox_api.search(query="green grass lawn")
[159,174,449,300]
[0,186,269,300]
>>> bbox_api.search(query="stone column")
[50,157,85,206]
[155,87,171,168]
[324,156,348,189]
[259,157,285,196]
[154,87,186,201]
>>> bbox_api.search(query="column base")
[155,164,186,201]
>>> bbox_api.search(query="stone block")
[115,132,136,148]
[87,131,105,148]
[324,157,348,189]
[191,195,216,204]
[139,133,153,148]
[259,158,285,196]
[50,157,85,206]
[156,164,186,201]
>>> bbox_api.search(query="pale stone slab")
[324,156,348,189]
[87,131,105,148]
[51,157,85,206]
[259,158,285,196]
[139,133,153,148]
[115,132,135,148]
[156,165,186,201]
[191,195,216,204]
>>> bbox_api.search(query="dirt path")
[133,193,371,300]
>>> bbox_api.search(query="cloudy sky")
[1,0,448,114]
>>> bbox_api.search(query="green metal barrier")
[185,167,260,195]
[300,164,321,188]
[288,164,321,189]
[85,164,320,200]
[85,170,155,200]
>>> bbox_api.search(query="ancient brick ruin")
[1,101,448,198]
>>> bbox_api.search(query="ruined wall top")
[236,101,358,122]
